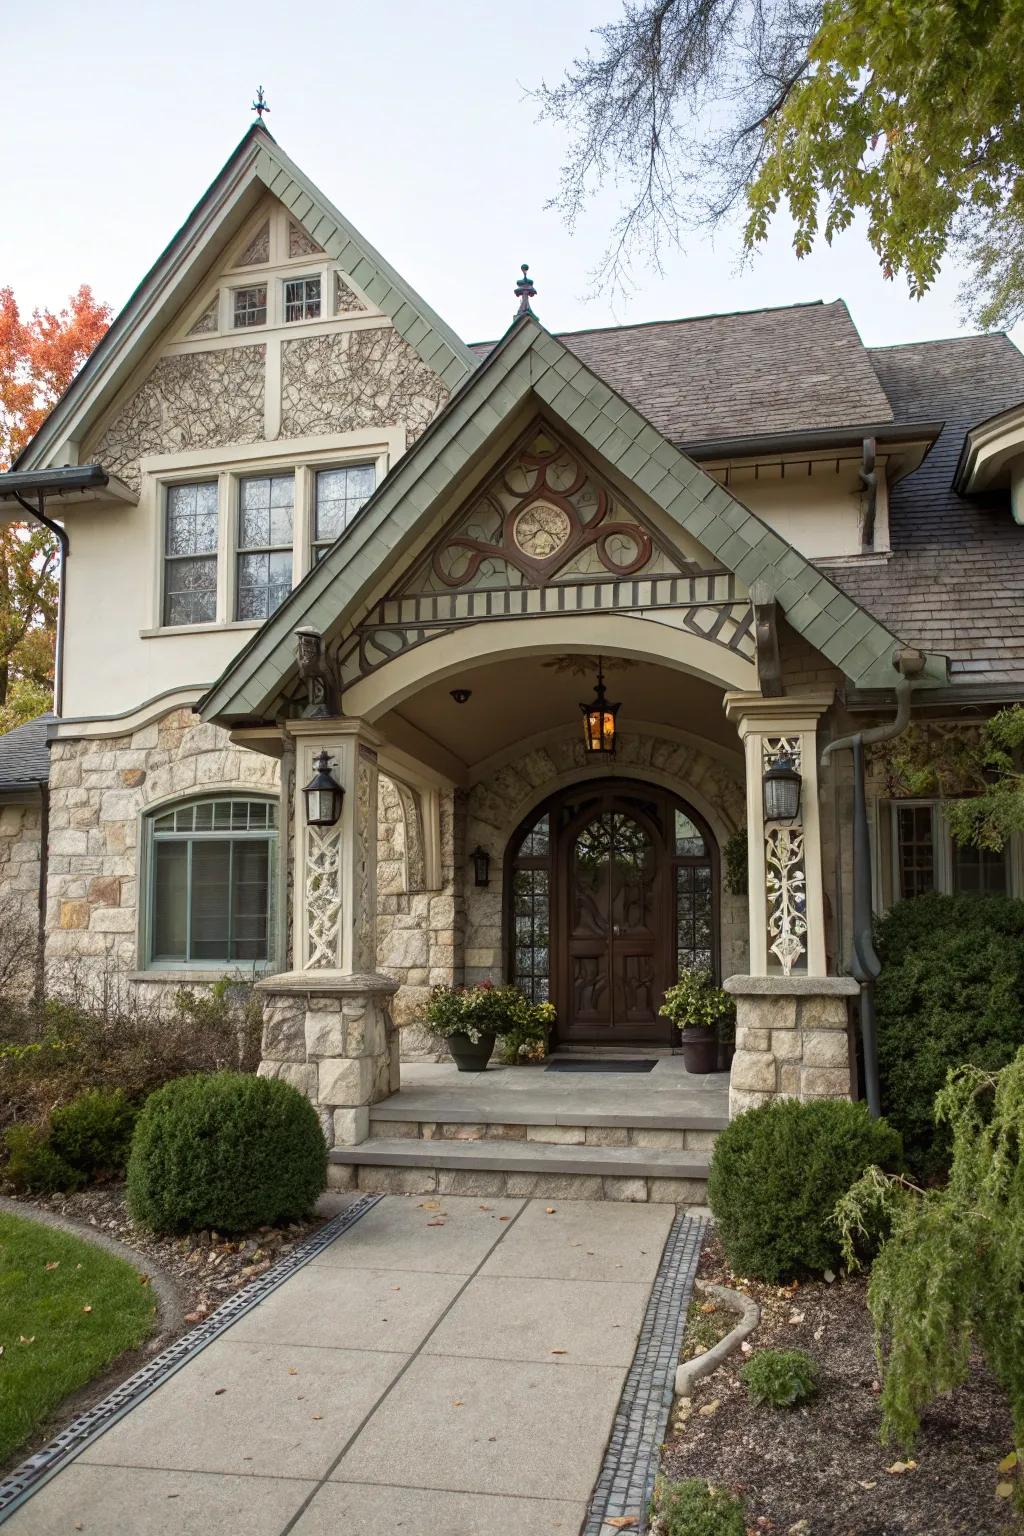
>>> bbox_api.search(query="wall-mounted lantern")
[472,846,491,886]
[580,657,620,756]
[303,749,344,827]
[762,754,802,823]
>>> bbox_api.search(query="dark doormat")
[545,1058,658,1073]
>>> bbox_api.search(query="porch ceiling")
[379,653,738,774]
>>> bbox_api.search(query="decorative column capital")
[723,690,834,736]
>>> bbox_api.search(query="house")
[3,122,1024,1197]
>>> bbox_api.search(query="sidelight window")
[510,812,550,1001]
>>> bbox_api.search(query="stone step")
[368,1119,719,1152]
[328,1136,711,1204]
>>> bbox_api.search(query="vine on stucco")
[279,328,448,442]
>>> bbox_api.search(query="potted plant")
[660,969,736,1075]
[423,982,502,1071]
[496,993,556,1065]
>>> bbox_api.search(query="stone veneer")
[256,972,399,1148]
[724,974,858,1118]
[0,801,42,992]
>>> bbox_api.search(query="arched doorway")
[505,779,718,1046]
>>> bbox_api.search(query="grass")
[0,1211,156,1463]
[680,1293,736,1361]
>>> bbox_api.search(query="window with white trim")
[313,464,375,560]
[164,481,218,626]
[147,797,277,966]
[232,284,267,328]
[236,474,294,619]
[890,801,1009,900]
[284,276,321,322]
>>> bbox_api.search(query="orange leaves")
[0,283,110,469]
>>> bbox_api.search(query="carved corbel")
[750,579,783,698]
[859,436,878,553]
[294,627,340,718]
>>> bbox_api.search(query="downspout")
[11,491,69,718]
[820,649,923,1117]
[35,781,49,1004]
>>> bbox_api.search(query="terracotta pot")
[679,1027,719,1075]
[446,1030,497,1072]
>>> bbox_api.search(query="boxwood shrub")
[875,893,1024,1179]
[127,1072,326,1234]
[50,1089,137,1178]
[707,1098,902,1281]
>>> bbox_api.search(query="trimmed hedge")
[707,1098,902,1281]
[126,1072,326,1235]
[50,1089,137,1178]
[875,893,1024,1178]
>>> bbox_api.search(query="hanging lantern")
[472,846,491,886]
[762,754,802,823]
[303,749,344,827]
[580,658,620,755]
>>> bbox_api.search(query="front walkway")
[6,1196,677,1536]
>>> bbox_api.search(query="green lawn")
[0,1211,156,1463]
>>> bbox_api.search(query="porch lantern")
[303,749,344,827]
[580,658,620,756]
[762,754,802,823]
[472,846,491,886]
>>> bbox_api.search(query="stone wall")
[725,977,857,1117]
[44,709,279,999]
[0,800,43,992]
[464,727,750,988]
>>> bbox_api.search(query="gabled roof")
[0,712,53,792]
[200,314,947,724]
[472,300,895,446]
[16,125,477,472]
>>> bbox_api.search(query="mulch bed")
[660,1234,1023,1536]
[0,1183,330,1477]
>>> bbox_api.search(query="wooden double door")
[508,780,717,1046]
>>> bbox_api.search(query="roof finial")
[252,86,270,121]
[514,263,537,321]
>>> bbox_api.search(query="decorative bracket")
[750,579,783,698]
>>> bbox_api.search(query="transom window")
[233,285,267,328]
[164,481,218,626]
[236,474,294,619]
[313,465,376,560]
[148,797,277,967]
[285,276,321,322]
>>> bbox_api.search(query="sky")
[2,0,1015,353]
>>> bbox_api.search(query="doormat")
[545,1058,657,1073]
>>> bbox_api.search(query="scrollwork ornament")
[765,826,808,976]
[305,825,342,968]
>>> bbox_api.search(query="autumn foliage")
[0,285,110,729]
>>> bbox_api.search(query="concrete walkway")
[7,1196,676,1536]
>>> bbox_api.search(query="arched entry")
[506,779,718,1046]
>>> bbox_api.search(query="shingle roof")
[0,713,53,791]
[829,335,1024,684]
[473,300,894,443]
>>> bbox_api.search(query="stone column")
[724,975,858,1117]
[723,691,833,977]
[255,718,395,1148]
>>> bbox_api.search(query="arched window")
[509,811,551,1001]
[145,796,278,967]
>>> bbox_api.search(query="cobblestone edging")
[0,1194,383,1527]
[583,1210,707,1535]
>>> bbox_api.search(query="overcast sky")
[4,0,1016,354]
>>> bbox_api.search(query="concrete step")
[368,1119,718,1152]
[328,1136,710,1204]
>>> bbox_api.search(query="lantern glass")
[579,661,620,756]
[472,846,490,886]
[762,756,802,822]
[303,750,344,827]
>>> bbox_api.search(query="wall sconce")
[580,657,620,755]
[303,749,344,827]
[762,754,802,823]
[472,846,491,886]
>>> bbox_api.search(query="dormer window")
[233,285,267,328]
[285,276,321,323]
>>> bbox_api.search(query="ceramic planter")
[446,1029,497,1072]
[679,1026,719,1075]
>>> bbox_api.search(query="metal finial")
[252,86,270,121]
[514,263,537,321]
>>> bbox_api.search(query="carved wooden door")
[562,802,669,1042]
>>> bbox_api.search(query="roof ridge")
[468,297,833,352]
[869,332,1015,355]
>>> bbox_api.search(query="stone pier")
[724,975,858,1118]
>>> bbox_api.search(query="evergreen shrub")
[875,893,1024,1178]
[740,1347,818,1408]
[3,1125,84,1194]
[653,1478,746,1536]
[126,1072,326,1234]
[707,1098,902,1281]
[50,1089,137,1177]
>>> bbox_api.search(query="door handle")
[612,924,621,935]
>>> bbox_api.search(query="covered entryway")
[506,780,717,1046]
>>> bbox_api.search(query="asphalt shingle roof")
[0,713,53,791]
[830,335,1024,684]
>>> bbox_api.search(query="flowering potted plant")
[659,969,736,1075]
[496,994,556,1065]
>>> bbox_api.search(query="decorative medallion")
[513,501,572,560]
